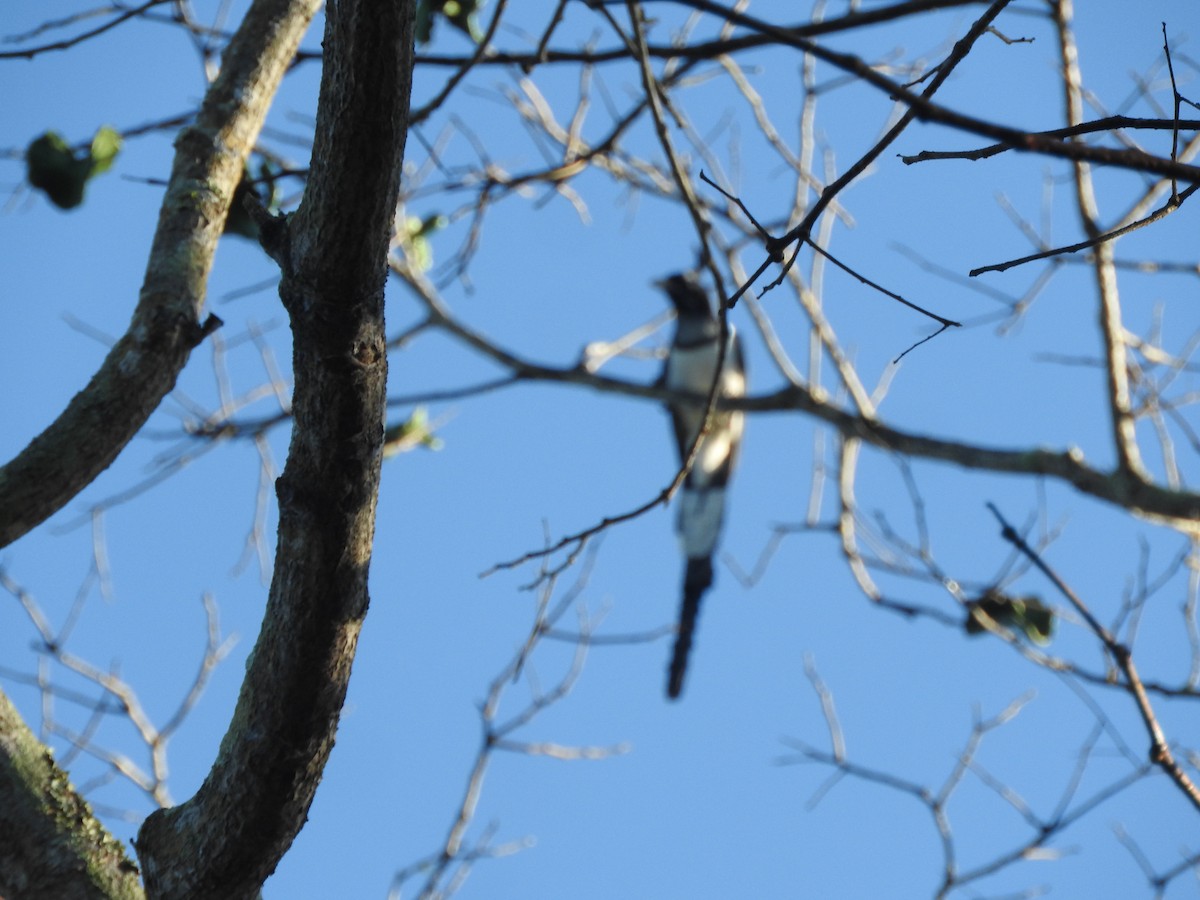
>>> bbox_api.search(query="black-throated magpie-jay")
[657,273,745,699]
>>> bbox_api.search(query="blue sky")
[3,2,1199,897]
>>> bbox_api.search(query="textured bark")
[135,0,414,897]
[0,1,322,896]
[0,691,142,900]
[0,0,322,548]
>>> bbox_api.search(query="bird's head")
[655,272,712,318]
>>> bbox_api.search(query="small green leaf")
[418,213,449,237]
[26,132,90,209]
[224,173,261,240]
[26,126,122,209]
[1015,599,1055,644]
[415,0,483,45]
[383,407,445,458]
[400,213,446,273]
[965,591,1054,645]
[444,0,484,43]
[415,0,436,43]
[223,160,284,241]
[254,159,281,209]
[88,125,122,176]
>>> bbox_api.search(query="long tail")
[667,556,713,699]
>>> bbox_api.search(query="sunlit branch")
[987,502,1200,812]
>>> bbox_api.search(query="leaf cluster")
[415,0,484,45]
[25,126,121,209]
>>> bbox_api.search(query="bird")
[657,272,746,700]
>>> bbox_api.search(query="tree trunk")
[136,0,415,896]
[0,691,142,900]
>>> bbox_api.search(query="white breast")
[666,330,745,489]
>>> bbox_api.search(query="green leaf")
[383,407,445,458]
[224,171,262,240]
[1015,599,1055,644]
[415,0,483,45]
[415,0,436,43]
[254,159,281,209]
[223,159,284,241]
[25,126,122,210]
[965,591,1054,645]
[444,0,484,43]
[26,132,90,209]
[417,214,448,237]
[88,125,122,176]
[401,213,446,273]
